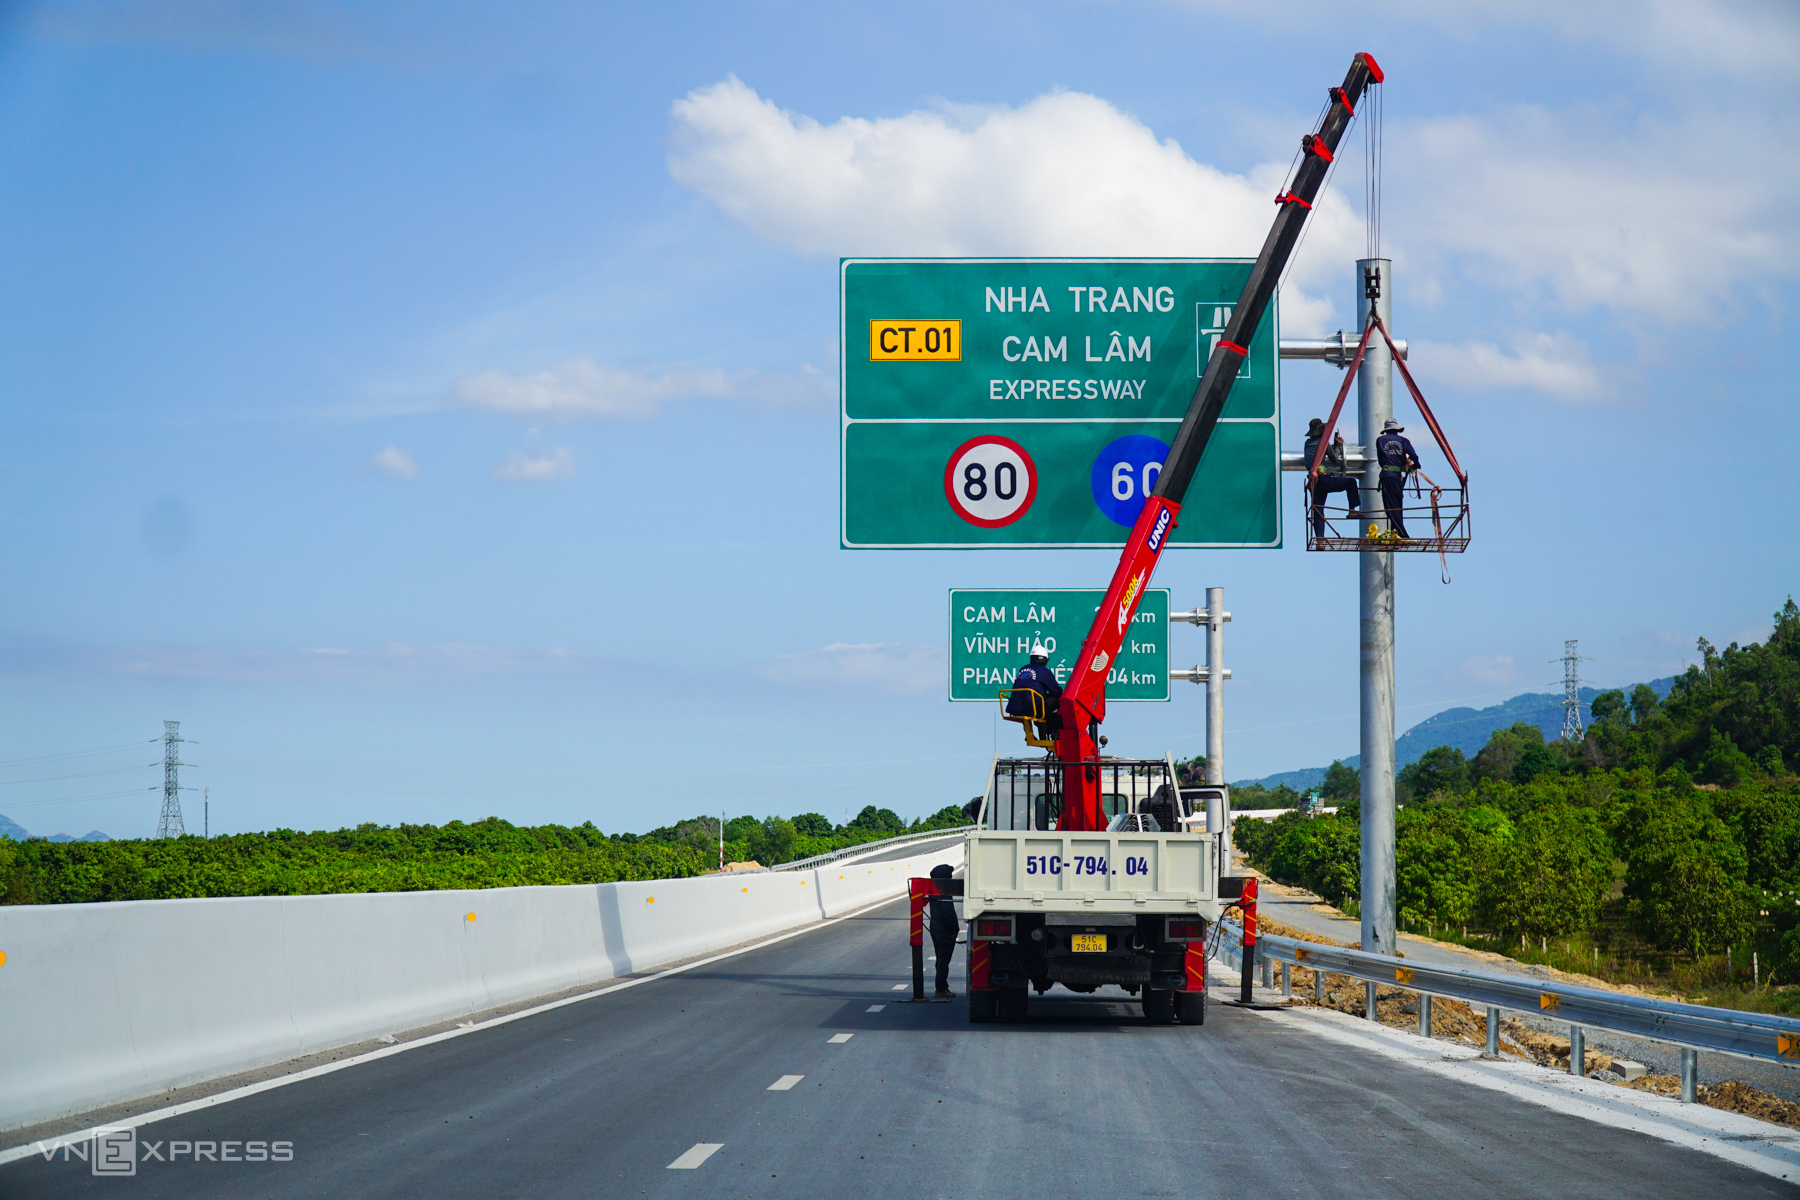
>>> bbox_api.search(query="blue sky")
[1,0,1796,839]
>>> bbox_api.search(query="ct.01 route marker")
[842,259,1281,549]
[949,588,1170,702]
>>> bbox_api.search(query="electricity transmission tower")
[157,720,188,839]
[1557,641,1587,742]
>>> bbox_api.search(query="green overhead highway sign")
[842,259,1281,549]
[950,588,1170,702]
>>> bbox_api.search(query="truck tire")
[996,988,1031,1022]
[1142,987,1175,1024]
[1177,988,1206,1026]
[968,990,997,1023]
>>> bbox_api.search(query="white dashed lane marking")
[866,1005,885,1013]
[891,983,908,990]
[828,1033,854,1044]
[667,1143,723,1170]
[768,1075,805,1091]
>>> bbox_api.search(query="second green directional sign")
[950,589,1170,702]
[842,259,1281,549]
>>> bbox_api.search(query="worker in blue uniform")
[1303,416,1361,538]
[1005,641,1063,740]
[928,863,960,999]
[1375,418,1421,539]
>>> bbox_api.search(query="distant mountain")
[1234,678,1677,790]
[0,815,109,842]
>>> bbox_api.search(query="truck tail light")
[1165,917,1207,942]
[974,916,1015,942]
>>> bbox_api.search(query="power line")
[0,764,158,786]
[0,741,156,769]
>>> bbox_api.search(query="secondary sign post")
[841,259,1281,549]
[949,589,1170,703]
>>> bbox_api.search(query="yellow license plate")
[868,319,961,360]
[1070,933,1107,953]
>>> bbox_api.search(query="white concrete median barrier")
[0,841,961,1132]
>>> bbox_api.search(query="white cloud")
[667,78,1358,332]
[1392,106,1797,322]
[371,445,420,479]
[455,357,828,419]
[754,642,944,695]
[493,447,574,482]
[1412,332,1605,402]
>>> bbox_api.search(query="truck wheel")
[996,988,1031,1022]
[968,990,997,1023]
[1142,987,1175,1024]
[1177,989,1206,1026]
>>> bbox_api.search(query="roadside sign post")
[843,260,1281,549]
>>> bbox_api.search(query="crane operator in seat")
[1005,641,1063,742]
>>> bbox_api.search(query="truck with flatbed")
[938,51,1384,1025]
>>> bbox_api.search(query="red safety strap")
[1306,322,1378,477]
[1372,315,1466,486]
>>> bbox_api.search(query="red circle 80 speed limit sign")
[943,435,1038,528]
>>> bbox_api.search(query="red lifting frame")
[1307,314,1465,488]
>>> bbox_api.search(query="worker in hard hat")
[1004,641,1063,740]
[928,862,960,999]
[1375,418,1421,540]
[1303,416,1360,538]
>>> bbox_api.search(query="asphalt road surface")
[8,897,1795,1199]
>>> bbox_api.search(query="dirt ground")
[1247,913,1800,1132]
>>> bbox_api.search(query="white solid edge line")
[828,1033,854,1043]
[0,889,919,1169]
[666,1142,724,1170]
[767,1075,805,1092]
[1262,1003,1800,1184]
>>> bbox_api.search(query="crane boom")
[1053,52,1384,832]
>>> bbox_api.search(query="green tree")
[791,813,833,837]
[746,817,798,867]
[1471,723,1548,784]
[1488,807,1612,938]
[847,805,905,836]
[920,805,970,829]
[1399,746,1468,799]
[1321,760,1360,802]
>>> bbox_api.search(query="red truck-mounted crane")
[1052,52,1385,832]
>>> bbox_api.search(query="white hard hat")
[1030,641,1049,659]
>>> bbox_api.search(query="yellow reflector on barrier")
[1395,967,1413,984]
[465,913,476,922]
[1295,948,1310,962]
[1779,1034,1800,1059]
[1540,993,1560,1011]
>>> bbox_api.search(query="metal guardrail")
[760,826,975,874]
[1220,923,1800,1067]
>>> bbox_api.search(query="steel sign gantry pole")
[1357,257,1397,957]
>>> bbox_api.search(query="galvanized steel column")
[1205,587,1230,864]
[1357,258,1397,957]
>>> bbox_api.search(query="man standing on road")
[1303,416,1361,539]
[928,863,960,1000]
[1375,418,1421,540]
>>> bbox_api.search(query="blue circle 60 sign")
[1090,435,1170,527]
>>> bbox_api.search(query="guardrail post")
[1313,969,1325,1004]
[1281,960,1292,998]
[1569,1026,1584,1077]
[1486,1006,1499,1056]
[1365,981,1378,1022]
[1419,993,1431,1039]
[1262,954,1274,990]
[1681,1048,1697,1103]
